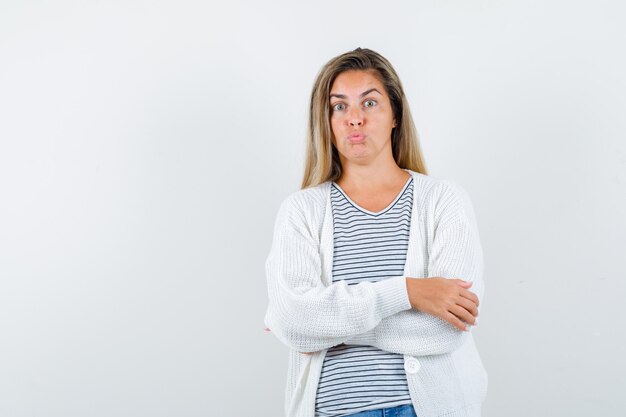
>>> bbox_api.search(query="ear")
[392,119,397,128]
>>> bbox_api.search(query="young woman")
[264,48,487,417]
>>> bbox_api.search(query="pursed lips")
[348,133,365,142]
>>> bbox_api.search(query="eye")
[332,102,346,111]
[364,99,377,108]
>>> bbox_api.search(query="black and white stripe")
[315,176,414,417]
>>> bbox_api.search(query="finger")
[459,288,479,306]
[456,296,479,318]
[449,304,476,326]
[443,311,468,331]
[454,279,473,288]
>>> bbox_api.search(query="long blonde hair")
[300,47,428,189]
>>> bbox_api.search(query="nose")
[348,107,363,127]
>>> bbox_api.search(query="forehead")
[330,70,385,94]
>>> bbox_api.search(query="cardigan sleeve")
[344,181,485,356]
[264,194,412,353]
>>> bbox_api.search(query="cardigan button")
[404,357,421,374]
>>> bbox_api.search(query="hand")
[406,277,479,331]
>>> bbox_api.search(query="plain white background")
[1,0,625,416]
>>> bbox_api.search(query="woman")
[264,48,487,417]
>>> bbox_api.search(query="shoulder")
[405,170,476,224]
[273,182,330,227]
[279,182,329,211]
[406,170,467,201]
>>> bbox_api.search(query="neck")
[336,156,410,191]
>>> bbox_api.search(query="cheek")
[330,116,342,135]
[329,118,339,146]
[370,112,394,128]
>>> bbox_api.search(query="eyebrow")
[329,88,382,100]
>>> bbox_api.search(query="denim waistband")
[339,403,417,417]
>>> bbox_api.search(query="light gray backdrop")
[1,0,624,416]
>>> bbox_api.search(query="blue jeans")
[341,404,417,417]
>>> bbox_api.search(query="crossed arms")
[263,182,484,356]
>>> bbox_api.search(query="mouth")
[348,133,365,143]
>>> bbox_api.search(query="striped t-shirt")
[314,175,415,417]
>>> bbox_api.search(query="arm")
[345,181,485,356]
[264,194,412,353]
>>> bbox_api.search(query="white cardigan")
[264,169,488,417]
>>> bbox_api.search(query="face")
[329,70,396,167]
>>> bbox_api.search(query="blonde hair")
[300,47,428,189]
